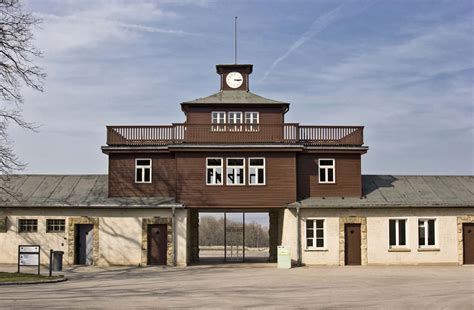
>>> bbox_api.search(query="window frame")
[226,158,245,186]
[305,218,327,250]
[135,158,152,184]
[318,158,336,184]
[388,218,409,249]
[228,111,243,132]
[46,219,66,233]
[211,111,226,131]
[248,157,266,186]
[245,112,259,132]
[418,218,437,248]
[206,157,223,186]
[18,219,38,233]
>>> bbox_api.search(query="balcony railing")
[106,124,364,146]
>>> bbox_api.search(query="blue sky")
[12,0,473,175]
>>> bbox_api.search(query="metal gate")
[224,212,245,262]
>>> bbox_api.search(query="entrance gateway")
[198,211,270,264]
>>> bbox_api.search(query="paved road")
[0,265,473,309]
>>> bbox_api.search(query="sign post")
[18,245,41,275]
[277,246,291,269]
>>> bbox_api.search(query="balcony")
[106,124,364,146]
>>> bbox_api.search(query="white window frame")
[318,158,335,184]
[206,157,223,185]
[226,158,245,186]
[135,158,152,183]
[18,219,38,233]
[245,112,259,132]
[248,157,266,186]
[388,218,409,248]
[211,111,226,131]
[228,112,243,131]
[418,218,437,248]
[305,218,326,250]
[46,219,66,233]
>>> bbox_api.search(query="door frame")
[141,217,173,267]
[147,224,168,265]
[339,217,367,266]
[68,217,99,266]
[458,216,474,265]
[344,223,362,265]
[75,224,94,265]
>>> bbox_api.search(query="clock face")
[226,72,244,89]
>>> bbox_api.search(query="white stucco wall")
[0,208,188,267]
[281,207,472,266]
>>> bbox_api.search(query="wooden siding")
[175,152,297,206]
[184,106,284,124]
[297,153,362,199]
[108,153,176,197]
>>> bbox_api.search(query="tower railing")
[106,124,364,146]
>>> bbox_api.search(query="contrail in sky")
[260,1,376,82]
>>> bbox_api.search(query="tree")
[0,0,45,180]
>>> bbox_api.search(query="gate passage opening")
[198,212,269,263]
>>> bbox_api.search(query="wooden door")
[463,223,474,265]
[148,224,168,265]
[345,224,361,265]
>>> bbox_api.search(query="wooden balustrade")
[106,124,363,146]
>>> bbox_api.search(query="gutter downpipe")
[172,206,177,267]
[296,204,302,266]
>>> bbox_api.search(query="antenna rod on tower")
[234,16,237,64]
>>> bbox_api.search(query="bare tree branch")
[0,0,45,195]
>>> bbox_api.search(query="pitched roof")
[293,175,474,208]
[1,175,472,209]
[181,90,289,105]
[0,175,179,208]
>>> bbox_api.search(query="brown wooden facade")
[103,63,368,208]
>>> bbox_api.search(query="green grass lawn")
[0,272,63,283]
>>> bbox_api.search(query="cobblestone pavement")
[0,264,472,309]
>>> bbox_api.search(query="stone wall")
[67,217,100,265]
[0,217,6,233]
[141,217,173,267]
[339,216,367,265]
[457,215,474,265]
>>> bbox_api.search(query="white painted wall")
[0,208,188,266]
[280,208,471,266]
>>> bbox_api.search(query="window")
[418,219,436,247]
[249,158,265,185]
[211,111,226,131]
[46,219,65,233]
[227,158,245,185]
[18,219,37,233]
[228,112,242,131]
[318,159,335,183]
[245,112,259,131]
[306,219,325,249]
[135,159,152,183]
[206,158,223,185]
[389,219,407,247]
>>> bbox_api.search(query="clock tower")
[216,64,253,91]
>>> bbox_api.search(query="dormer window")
[135,159,152,183]
[318,159,335,184]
